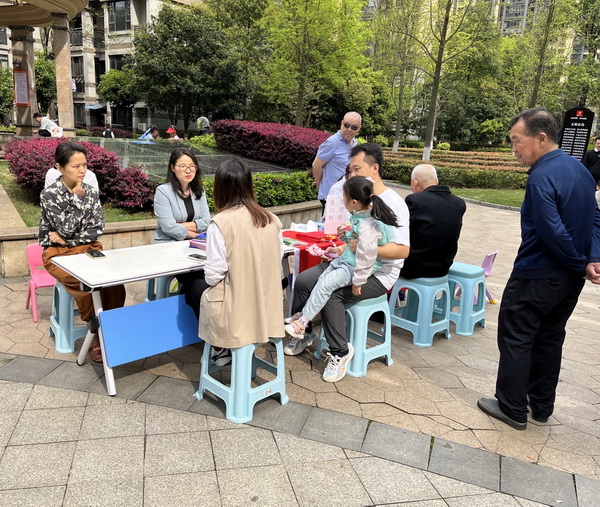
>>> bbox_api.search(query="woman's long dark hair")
[166,148,204,199]
[343,176,398,227]
[213,158,272,228]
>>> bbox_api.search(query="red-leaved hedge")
[86,126,134,139]
[5,137,156,211]
[212,120,330,169]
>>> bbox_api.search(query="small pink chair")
[25,243,56,322]
[482,251,499,304]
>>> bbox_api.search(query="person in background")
[312,112,361,212]
[153,148,211,311]
[33,112,58,137]
[197,116,211,135]
[40,142,126,363]
[477,107,600,430]
[582,136,600,184]
[139,125,159,141]
[323,164,352,222]
[166,125,181,141]
[102,124,115,139]
[199,158,285,367]
[400,164,466,279]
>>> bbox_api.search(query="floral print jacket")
[39,180,105,247]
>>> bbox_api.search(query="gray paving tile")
[25,384,89,410]
[424,471,494,498]
[87,368,157,400]
[218,465,298,506]
[188,395,228,419]
[0,485,66,507]
[0,410,19,448]
[69,436,144,483]
[0,441,76,489]
[351,456,440,504]
[145,403,207,434]
[250,399,312,436]
[79,401,145,440]
[0,352,17,368]
[64,478,143,507]
[0,381,33,412]
[381,501,448,507]
[0,355,61,383]
[286,459,372,507]
[144,431,213,476]
[136,376,197,411]
[144,472,220,507]
[500,456,577,507]
[206,414,247,430]
[86,392,128,406]
[361,421,431,470]
[10,406,85,445]
[210,427,282,469]
[428,438,500,491]
[38,361,104,391]
[298,407,368,451]
[273,431,346,463]
[575,474,600,507]
[445,492,527,506]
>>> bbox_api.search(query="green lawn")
[452,188,524,208]
[0,161,154,227]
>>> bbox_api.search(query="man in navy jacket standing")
[478,107,600,430]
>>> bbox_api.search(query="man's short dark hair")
[33,112,42,120]
[350,142,384,178]
[510,107,558,144]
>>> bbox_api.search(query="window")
[108,0,131,32]
[74,104,85,125]
[0,54,8,68]
[0,29,7,46]
[72,56,85,93]
[109,54,124,71]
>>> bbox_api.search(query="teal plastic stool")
[145,275,180,302]
[314,294,393,377]
[388,276,451,348]
[447,262,486,336]
[49,282,88,353]
[196,338,289,424]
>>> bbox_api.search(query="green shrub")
[188,134,217,149]
[76,128,93,137]
[384,161,527,189]
[355,137,368,144]
[401,139,424,148]
[372,134,389,147]
[437,142,451,151]
[202,171,317,212]
[0,125,16,132]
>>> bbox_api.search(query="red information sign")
[13,69,30,107]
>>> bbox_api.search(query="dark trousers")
[495,275,585,423]
[292,263,387,356]
[180,272,210,319]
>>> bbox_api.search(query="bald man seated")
[400,164,466,279]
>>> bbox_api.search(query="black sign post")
[559,107,595,162]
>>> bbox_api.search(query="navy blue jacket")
[513,149,600,278]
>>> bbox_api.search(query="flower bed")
[212,120,330,169]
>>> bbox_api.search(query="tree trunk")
[422,0,452,161]
[392,69,406,152]
[295,74,306,126]
[528,0,556,108]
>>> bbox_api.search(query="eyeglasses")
[343,122,360,131]
[174,164,198,172]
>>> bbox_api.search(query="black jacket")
[582,149,600,182]
[400,185,466,279]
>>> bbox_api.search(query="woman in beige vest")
[199,158,285,365]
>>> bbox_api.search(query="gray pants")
[292,263,387,356]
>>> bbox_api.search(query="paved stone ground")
[1,190,600,505]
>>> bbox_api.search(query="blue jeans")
[302,262,353,320]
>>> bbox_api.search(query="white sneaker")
[284,312,302,324]
[210,348,232,367]
[322,343,354,383]
[284,331,319,356]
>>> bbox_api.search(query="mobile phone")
[86,250,106,259]
[188,253,206,261]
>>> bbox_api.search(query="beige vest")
[199,206,285,348]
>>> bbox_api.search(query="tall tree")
[34,51,56,115]
[262,0,368,126]
[0,66,14,125]
[131,4,242,135]
[96,67,140,110]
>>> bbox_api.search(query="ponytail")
[343,176,398,227]
[370,195,398,227]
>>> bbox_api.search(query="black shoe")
[477,398,527,430]
[528,403,550,423]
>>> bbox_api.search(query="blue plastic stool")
[447,262,486,336]
[388,276,451,348]
[145,275,180,302]
[314,294,393,377]
[49,282,88,353]
[196,338,289,424]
